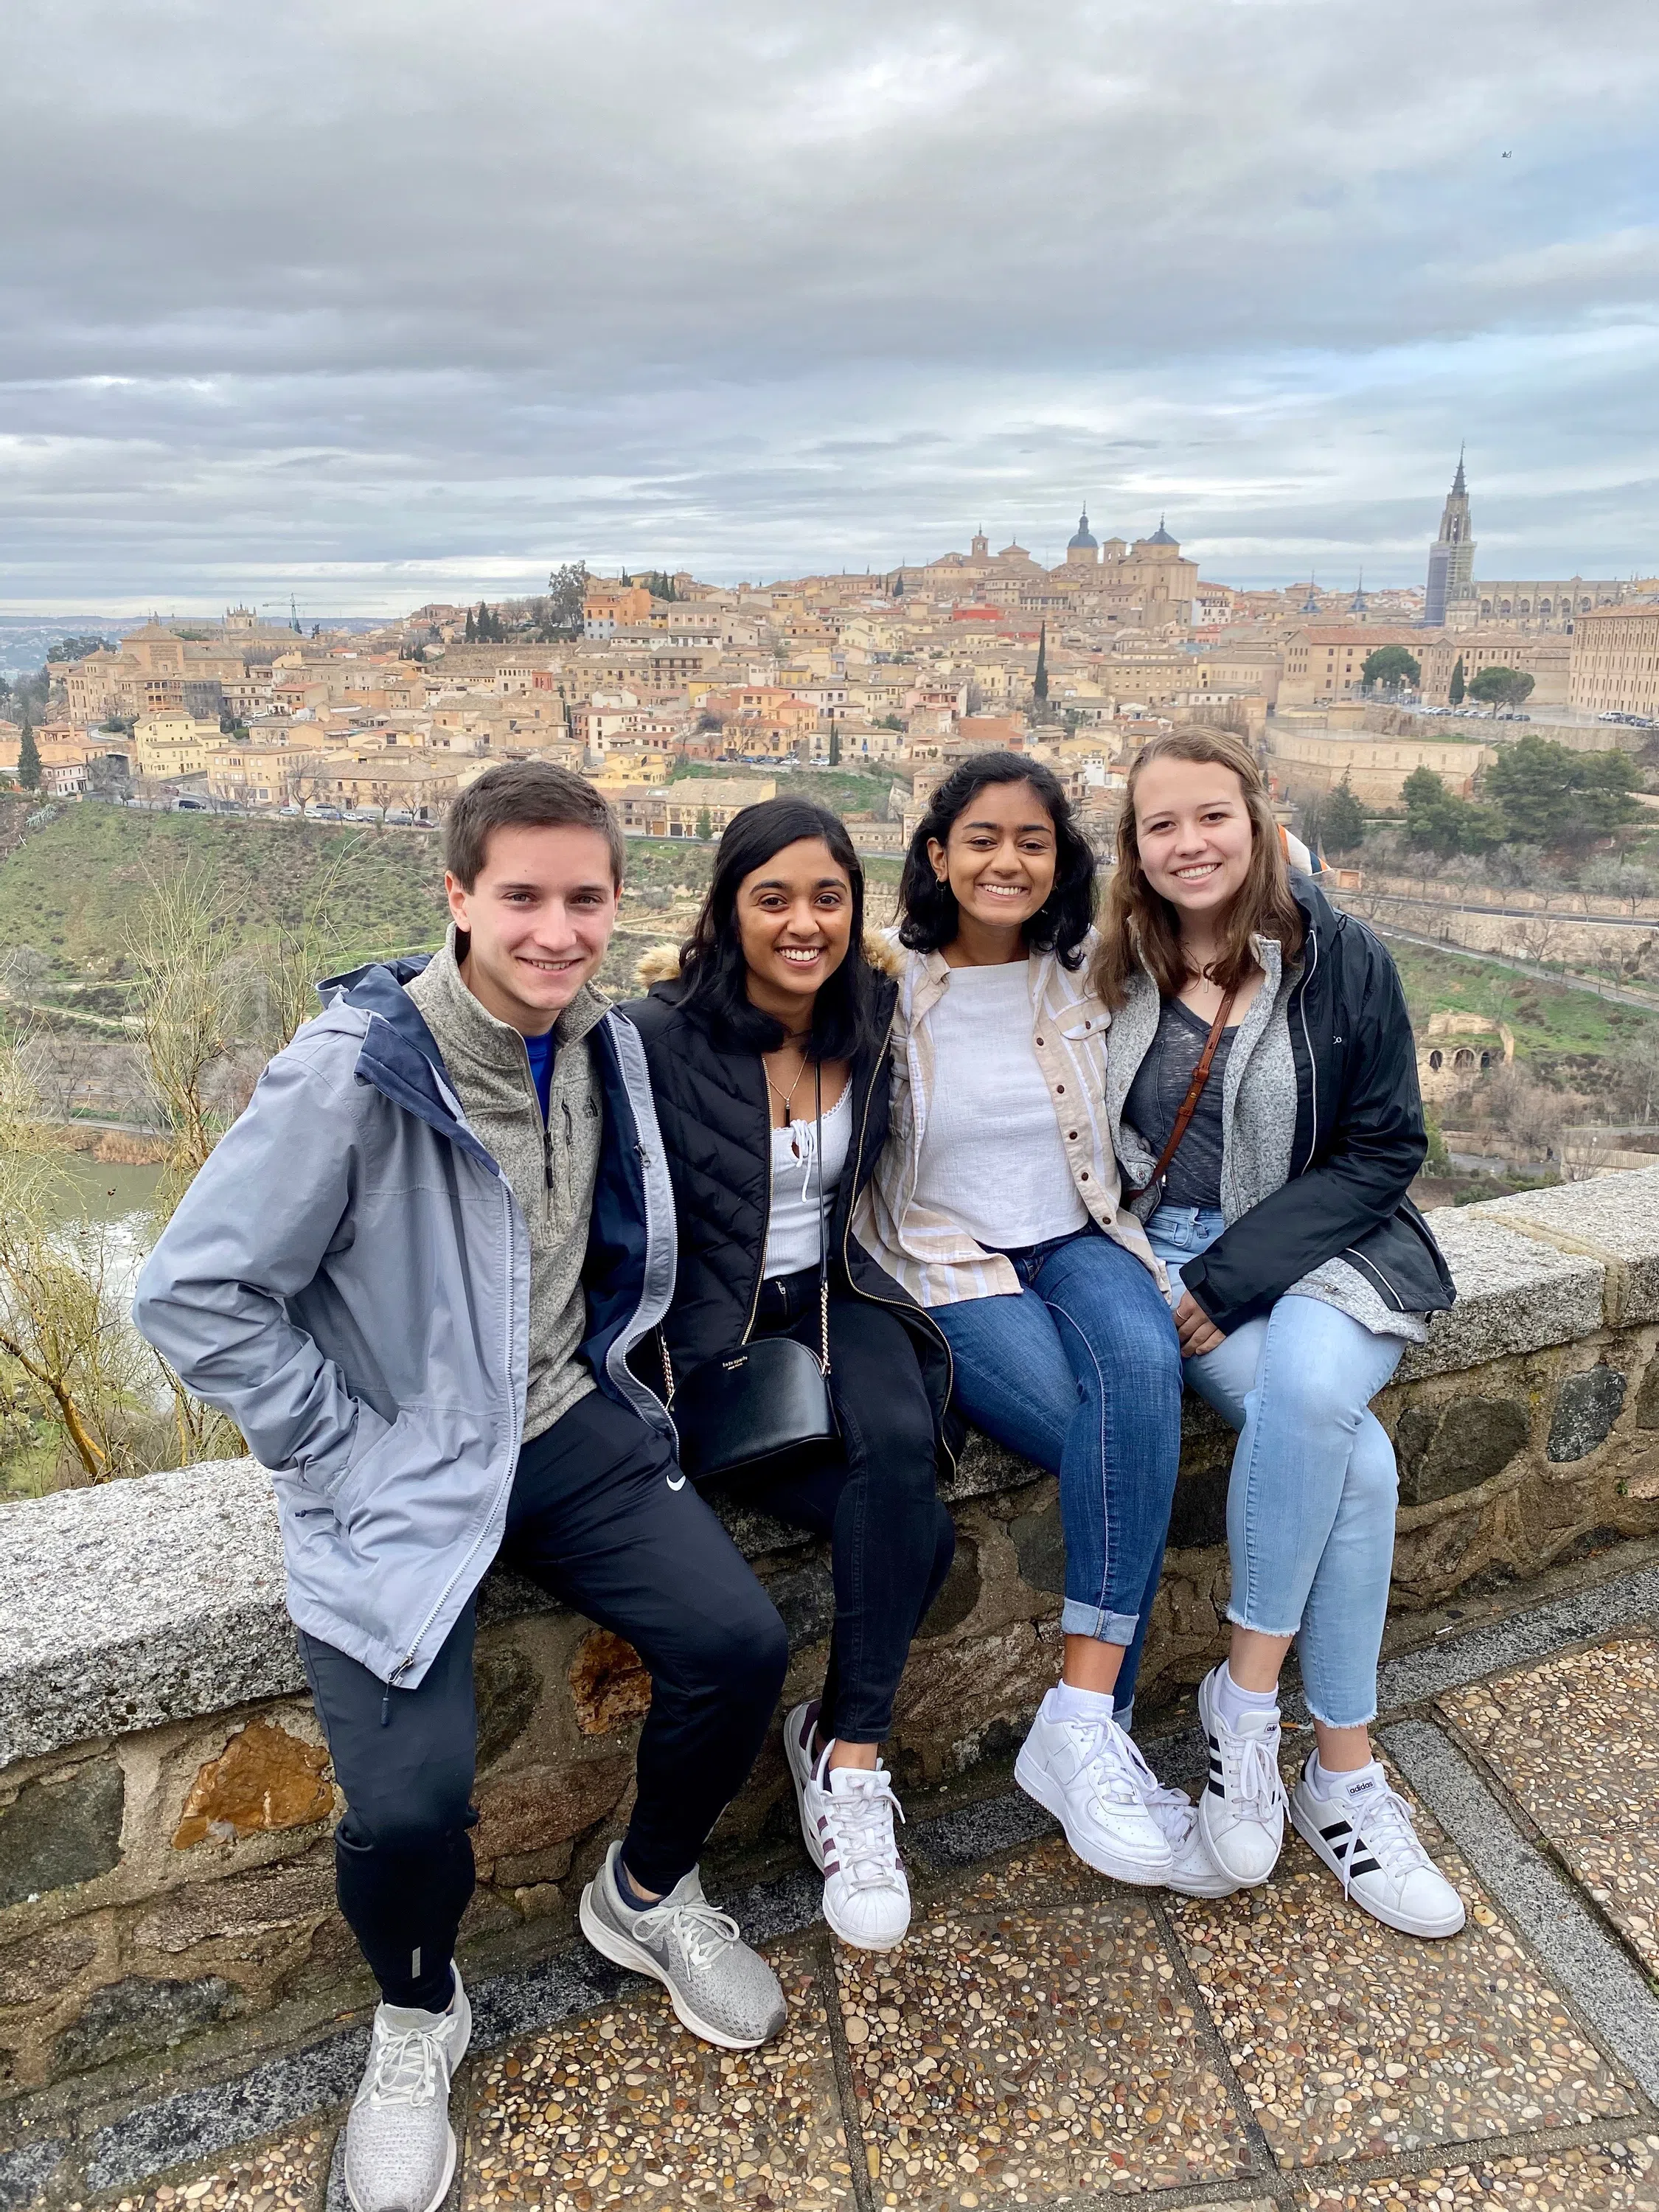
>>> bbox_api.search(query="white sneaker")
[1196,1666,1287,1886]
[343,1967,471,2212]
[1015,1696,1173,1885]
[1290,1760,1467,1938]
[1112,1727,1240,1899]
[785,1700,911,1951]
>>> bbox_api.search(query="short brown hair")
[445,761,625,889]
[1091,727,1303,1009]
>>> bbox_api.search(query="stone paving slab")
[1166,1775,1639,2168]
[832,1836,1254,2208]
[1295,2132,1659,2210]
[461,1942,852,2211]
[1440,1634,1659,1980]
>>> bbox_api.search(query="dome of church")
[1141,517,1178,547]
[1068,508,1098,552]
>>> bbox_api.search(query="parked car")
[313,805,343,820]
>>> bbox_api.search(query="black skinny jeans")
[299,1389,789,2011]
[734,1267,955,1745]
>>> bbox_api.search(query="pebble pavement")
[1441,1633,1659,1978]
[34,1671,1659,2212]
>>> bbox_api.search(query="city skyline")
[3,0,1656,613]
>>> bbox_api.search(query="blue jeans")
[928,1227,1183,1714]
[1147,1203,1405,1728]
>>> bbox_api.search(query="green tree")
[1033,622,1048,706]
[892,572,904,597]
[1322,778,1365,856]
[827,719,841,766]
[1484,734,1640,849]
[49,635,111,664]
[1401,766,1500,858]
[544,562,588,637]
[1468,665,1536,713]
[1449,654,1466,706]
[464,605,477,643]
[1360,644,1422,692]
[16,719,41,792]
[695,807,713,841]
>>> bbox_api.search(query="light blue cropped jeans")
[1146,1203,1406,1728]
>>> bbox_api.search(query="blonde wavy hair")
[1090,727,1304,1010]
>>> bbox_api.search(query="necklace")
[764,1050,813,1131]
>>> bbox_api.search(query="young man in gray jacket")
[133,763,790,2212]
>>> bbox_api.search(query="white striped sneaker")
[1290,1759,1466,1938]
[1195,1665,1287,1887]
[784,1700,911,1951]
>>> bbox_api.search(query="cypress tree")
[464,607,476,642]
[17,717,41,791]
[1449,655,1466,706]
[1033,622,1048,706]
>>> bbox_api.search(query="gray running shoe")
[343,1966,470,2212]
[579,1843,787,2050]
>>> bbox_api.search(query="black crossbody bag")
[661,1069,838,1486]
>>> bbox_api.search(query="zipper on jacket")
[1297,927,1321,1175]
[738,1072,777,1348]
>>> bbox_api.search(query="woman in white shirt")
[858,753,1214,1898]
[627,799,956,1954]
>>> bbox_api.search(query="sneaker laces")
[1215,1720,1287,1826]
[633,1894,743,1971]
[1063,1712,1147,1810]
[1333,1782,1432,1899]
[367,2022,442,2109]
[823,1770,906,1892]
[1116,1732,1198,1848]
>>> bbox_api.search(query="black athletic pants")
[298,1389,789,2011]
[737,1269,956,1744]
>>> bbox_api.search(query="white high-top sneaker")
[343,1967,471,2212]
[785,1700,911,1950]
[1015,1693,1172,1884]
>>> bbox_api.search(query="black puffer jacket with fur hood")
[620,937,954,1458]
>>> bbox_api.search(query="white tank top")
[762,1083,852,1279]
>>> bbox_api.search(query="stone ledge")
[0,1434,1036,1770]
[4,1179,1658,1770]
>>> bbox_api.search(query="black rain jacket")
[1175,874,1456,1336]
[621,960,956,1462]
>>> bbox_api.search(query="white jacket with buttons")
[855,933,1164,1307]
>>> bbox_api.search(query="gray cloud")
[3,0,1657,608]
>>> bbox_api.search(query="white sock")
[1310,1752,1383,1800]
[380,1994,452,2031]
[1046,1681,1119,1724]
[1214,1663,1279,1731]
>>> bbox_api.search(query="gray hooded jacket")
[131,955,678,1688]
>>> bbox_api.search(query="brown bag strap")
[1137,988,1237,1195]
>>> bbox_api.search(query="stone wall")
[5,1174,1659,2107]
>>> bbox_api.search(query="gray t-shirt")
[1122,996,1237,1209]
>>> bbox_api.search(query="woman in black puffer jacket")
[623,797,953,1955]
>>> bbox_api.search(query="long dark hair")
[897,750,1096,969]
[1091,728,1304,1009]
[677,796,881,1057]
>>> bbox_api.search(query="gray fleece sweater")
[406,931,607,1437]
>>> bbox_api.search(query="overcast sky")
[4,0,1656,614]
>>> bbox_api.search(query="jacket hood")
[635,926,903,991]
